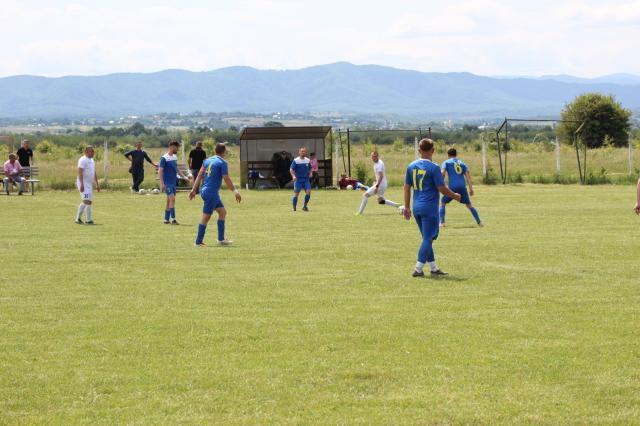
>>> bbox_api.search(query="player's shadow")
[443,225,480,230]
[429,275,467,282]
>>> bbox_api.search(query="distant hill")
[1,62,639,119]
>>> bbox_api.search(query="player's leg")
[413,214,444,276]
[196,194,215,246]
[76,188,92,223]
[215,204,232,245]
[292,180,301,211]
[303,181,311,211]
[376,183,399,208]
[357,185,376,214]
[164,190,171,223]
[439,196,452,226]
[466,203,482,226]
[84,200,93,223]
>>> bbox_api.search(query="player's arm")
[158,165,165,191]
[188,166,206,200]
[144,152,157,168]
[94,170,100,192]
[438,185,461,202]
[290,167,297,180]
[223,174,242,203]
[465,170,474,196]
[124,151,133,162]
[77,166,85,192]
[403,183,412,220]
[634,177,640,214]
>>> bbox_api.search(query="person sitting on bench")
[3,153,27,195]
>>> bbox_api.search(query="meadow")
[1,186,639,423]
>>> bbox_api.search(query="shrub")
[37,140,55,154]
[482,165,498,185]
[354,162,369,184]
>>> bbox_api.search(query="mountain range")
[1,62,639,119]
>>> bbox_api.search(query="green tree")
[558,93,631,148]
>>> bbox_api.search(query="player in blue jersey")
[404,139,461,277]
[439,148,483,227]
[158,140,190,225]
[290,147,312,212]
[189,143,241,246]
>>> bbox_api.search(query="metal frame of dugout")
[239,126,333,189]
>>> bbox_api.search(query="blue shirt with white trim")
[290,156,311,181]
[159,153,178,187]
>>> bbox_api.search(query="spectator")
[310,152,320,188]
[338,174,360,190]
[271,150,292,188]
[3,153,26,195]
[124,141,157,192]
[188,141,207,182]
[16,139,33,168]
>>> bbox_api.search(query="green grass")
[1,186,639,424]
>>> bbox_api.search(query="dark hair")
[418,138,434,152]
[310,152,316,156]
[168,140,180,148]
[447,148,457,157]
[215,143,226,155]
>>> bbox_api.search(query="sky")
[2,0,640,78]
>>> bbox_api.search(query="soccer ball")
[346,184,354,190]
[152,188,160,194]
[397,205,406,215]
[139,189,146,194]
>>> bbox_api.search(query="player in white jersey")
[75,146,100,224]
[356,151,401,215]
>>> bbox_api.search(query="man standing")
[188,141,207,183]
[124,141,157,192]
[75,146,100,224]
[189,143,242,246]
[159,140,190,224]
[309,152,320,188]
[290,147,312,212]
[439,148,483,227]
[403,139,460,277]
[356,151,401,215]
[16,140,33,168]
[3,153,27,195]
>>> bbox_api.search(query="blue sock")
[196,224,207,244]
[217,219,225,241]
[170,208,175,219]
[418,239,435,263]
[164,210,170,221]
[470,207,481,224]
[292,196,298,209]
[304,194,310,206]
[439,206,446,223]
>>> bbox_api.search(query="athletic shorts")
[201,192,224,215]
[294,179,311,193]
[442,187,470,205]
[365,180,387,197]
[165,185,177,196]
[414,213,439,241]
[77,182,93,201]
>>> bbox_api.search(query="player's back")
[201,155,227,193]
[160,153,178,186]
[291,156,311,180]
[442,158,467,189]
[406,159,443,215]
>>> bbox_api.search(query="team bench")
[1,165,40,195]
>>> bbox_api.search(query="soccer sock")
[164,209,170,221]
[77,204,86,220]
[304,194,310,206]
[85,205,92,221]
[217,219,225,241]
[358,196,368,214]
[415,261,425,273]
[170,208,176,219]
[439,206,446,223]
[428,261,438,272]
[292,196,298,209]
[196,224,207,244]
[470,207,481,224]
[385,199,399,207]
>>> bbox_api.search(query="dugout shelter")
[239,126,333,189]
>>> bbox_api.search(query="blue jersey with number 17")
[201,155,228,193]
[405,159,444,216]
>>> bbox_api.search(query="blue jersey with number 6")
[201,155,228,194]
[441,158,468,189]
[405,159,444,216]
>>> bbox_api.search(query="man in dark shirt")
[124,141,157,192]
[16,140,33,168]
[188,141,207,181]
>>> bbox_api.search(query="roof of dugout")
[239,126,332,141]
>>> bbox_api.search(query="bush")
[354,162,369,184]
[116,144,134,154]
[482,165,498,185]
[37,140,55,154]
[585,167,611,185]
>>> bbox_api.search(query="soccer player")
[189,143,241,246]
[634,176,640,215]
[75,146,100,224]
[290,147,312,212]
[158,140,190,224]
[404,139,461,277]
[439,148,483,227]
[357,151,401,215]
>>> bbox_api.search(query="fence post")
[482,140,487,178]
[629,140,634,176]
[103,140,109,183]
[555,136,561,175]
[415,136,419,159]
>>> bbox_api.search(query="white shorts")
[77,183,93,201]
[366,180,387,198]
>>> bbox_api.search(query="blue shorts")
[201,192,224,215]
[414,213,439,241]
[442,187,470,205]
[165,185,176,196]
[294,179,311,193]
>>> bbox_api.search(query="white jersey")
[76,155,95,193]
[373,159,387,186]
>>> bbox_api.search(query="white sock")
[358,196,368,214]
[77,204,86,220]
[85,205,92,221]
[385,199,399,207]
[415,261,425,273]
[428,261,438,272]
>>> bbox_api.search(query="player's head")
[310,152,316,158]
[135,141,143,149]
[299,147,307,158]
[21,139,30,148]
[418,138,435,157]
[215,142,226,157]
[447,148,457,158]
[84,145,95,158]
[8,153,17,162]
[196,141,203,149]
[168,140,180,154]
[371,151,379,163]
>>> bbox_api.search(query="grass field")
[2,186,639,423]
